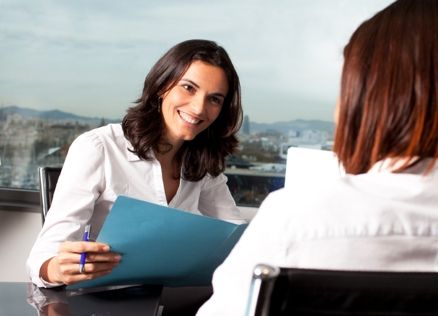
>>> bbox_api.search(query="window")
[0,0,393,207]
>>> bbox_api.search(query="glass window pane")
[0,0,393,205]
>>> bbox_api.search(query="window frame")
[0,188,40,212]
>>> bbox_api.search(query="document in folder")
[68,195,247,289]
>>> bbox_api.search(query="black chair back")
[38,166,62,225]
[246,263,438,316]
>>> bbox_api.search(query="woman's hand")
[40,241,121,285]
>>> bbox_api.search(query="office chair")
[245,263,438,316]
[38,166,62,225]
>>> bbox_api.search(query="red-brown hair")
[333,0,438,174]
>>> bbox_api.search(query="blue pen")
[79,224,91,274]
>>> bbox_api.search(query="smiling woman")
[26,39,247,289]
[122,40,242,182]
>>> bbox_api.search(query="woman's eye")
[182,84,195,93]
[209,96,223,106]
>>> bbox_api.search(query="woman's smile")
[177,110,203,125]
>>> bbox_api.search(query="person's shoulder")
[90,123,123,137]
[258,188,292,213]
[71,123,123,149]
[257,178,346,221]
[81,123,125,142]
[262,187,288,202]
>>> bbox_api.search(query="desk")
[0,282,162,316]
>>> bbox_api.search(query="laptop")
[284,147,345,189]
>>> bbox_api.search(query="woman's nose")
[190,94,207,114]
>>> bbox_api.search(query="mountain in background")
[250,119,334,134]
[0,105,334,133]
[0,105,121,124]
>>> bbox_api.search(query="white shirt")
[27,124,245,288]
[197,159,438,316]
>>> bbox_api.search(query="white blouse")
[27,124,245,288]
[197,159,438,316]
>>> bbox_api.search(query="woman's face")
[160,60,228,147]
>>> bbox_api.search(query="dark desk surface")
[0,282,162,316]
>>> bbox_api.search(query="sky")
[0,0,394,123]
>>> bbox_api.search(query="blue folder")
[68,195,247,289]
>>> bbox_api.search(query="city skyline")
[1,103,328,200]
[0,0,394,123]
[0,104,335,133]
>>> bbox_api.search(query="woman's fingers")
[51,240,122,285]
[61,268,114,285]
[59,241,110,254]
[59,262,119,276]
[57,241,121,264]
[80,262,119,274]
[85,253,122,263]
[56,251,121,264]
[56,259,119,285]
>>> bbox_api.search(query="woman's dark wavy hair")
[333,0,438,174]
[122,39,242,181]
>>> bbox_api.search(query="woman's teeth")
[179,111,201,125]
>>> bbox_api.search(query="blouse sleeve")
[26,131,106,287]
[198,173,247,224]
[196,189,290,315]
